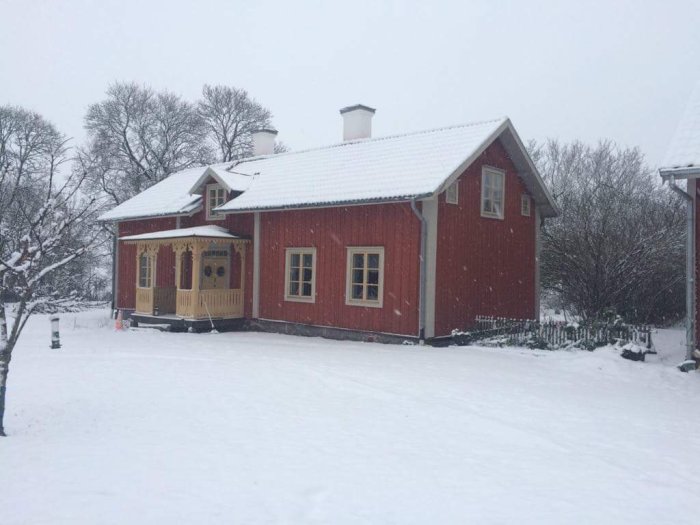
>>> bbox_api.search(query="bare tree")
[198,84,272,162]
[530,139,685,324]
[80,82,213,206]
[0,106,102,436]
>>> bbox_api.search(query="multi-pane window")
[138,253,153,288]
[285,248,316,302]
[346,247,384,307]
[481,167,505,219]
[446,180,459,205]
[206,183,226,220]
[521,194,531,216]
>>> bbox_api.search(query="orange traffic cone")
[115,309,123,330]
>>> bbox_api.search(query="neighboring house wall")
[434,139,537,337]
[694,180,700,349]
[257,203,421,337]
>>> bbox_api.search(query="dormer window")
[206,183,226,220]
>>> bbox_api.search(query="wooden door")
[201,255,229,290]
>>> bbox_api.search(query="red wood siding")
[258,203,421,336]
[434,139,537,336]
[117,217,176,309]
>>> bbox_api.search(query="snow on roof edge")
[119,225,242,241]
[215,193,434,214]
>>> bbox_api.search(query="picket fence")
[453,315,654,350]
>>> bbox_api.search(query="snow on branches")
[0,105,104,435]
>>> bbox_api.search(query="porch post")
[151,246,158,290]
[135,243,143,289]
[191,241,202,318]
[148,244,158,314]
[173,243,183,291]
[239,242,246,293]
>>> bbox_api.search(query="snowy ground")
[1,310,700,524]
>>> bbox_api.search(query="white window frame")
[284,247,316,303]
[345,246,384,308]
[481,166,505,220]
[138,253,153,289]
[445,180,459,205]
[521,194,531,216]
[206,183,226,221]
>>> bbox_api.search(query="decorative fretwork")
[124,235,249,319]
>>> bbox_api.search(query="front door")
[201,250,229,290]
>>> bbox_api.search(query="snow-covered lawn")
[2,310,700,524]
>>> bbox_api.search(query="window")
[285,248,316,302]
[445,180,459,205]
[346,247,384,308]
[521,194,531,216]
[138,253,153,288]
[206,183,226,220]
[481,167,505,219]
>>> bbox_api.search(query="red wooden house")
[100,105,558,343]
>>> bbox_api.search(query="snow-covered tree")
[198,84,273,162]
[530,139,685,324]
[0,105,102,436]
[80,82,278,209]
[79,82,213,207]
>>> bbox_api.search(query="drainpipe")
[410,199,427,344]
[667,175,695,360]
[111,230,117,313]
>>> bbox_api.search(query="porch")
[121,226,249,320]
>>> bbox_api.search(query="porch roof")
[119,225,242,242]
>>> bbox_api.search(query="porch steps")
[129,313,247,333]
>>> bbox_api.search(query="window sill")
[345,299,383,309]
[284,295,315,304]
[480,212,504,220]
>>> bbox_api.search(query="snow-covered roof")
[98,166,207,222]
[99,117,558,221]
[660,82,700,179]
[120,225,241,241]
[189,165,254,194]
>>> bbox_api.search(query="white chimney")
[340,104,376,141]
[252,129,278,156]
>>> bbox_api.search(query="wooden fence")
[453,315,653,350]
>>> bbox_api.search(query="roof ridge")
[233,117,509,166]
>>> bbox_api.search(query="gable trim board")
[422,197,439,339]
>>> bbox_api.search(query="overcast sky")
[1,0,699,167]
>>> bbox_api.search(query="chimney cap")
[339,104,376,115]
[253,128,278,135]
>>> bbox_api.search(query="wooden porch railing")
[176,289,195,318]
[175,289,243,319]
[135,287,154,314]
